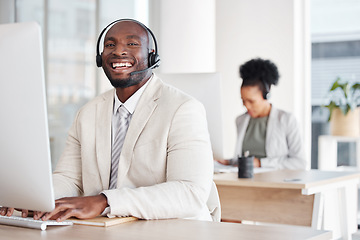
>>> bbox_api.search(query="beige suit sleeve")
[103,99,214,220]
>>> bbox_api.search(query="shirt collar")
[113,74,153,115]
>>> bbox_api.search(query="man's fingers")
[41,210,59,221]
[41,195,107,221]
[41,202,73,221]
[43,208,76,222]
[0,208,37,218]
[33,211,46,220]
[6,208,14,216]
[0,207,8,216]
[21,209,29,218]
[55,208,78,222]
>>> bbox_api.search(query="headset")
[96,19,160,76]
[261,79,270,100]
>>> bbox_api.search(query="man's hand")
[0,207,31,218]
[0,207,15,217]
[39,194,108,222]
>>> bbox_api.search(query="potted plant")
[324,77,360,137]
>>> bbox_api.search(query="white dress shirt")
[111,75,152,143]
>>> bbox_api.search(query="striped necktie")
[109,105,130,189]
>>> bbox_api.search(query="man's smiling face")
[101,21,150,88]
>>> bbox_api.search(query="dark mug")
[238,156,254,178]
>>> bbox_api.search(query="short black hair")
[239,58,280,94]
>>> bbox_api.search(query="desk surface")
[213,169,360,190]
[0,219,331,240]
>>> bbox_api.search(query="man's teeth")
[112,62,132,68]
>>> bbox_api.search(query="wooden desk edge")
[213,170,360,190]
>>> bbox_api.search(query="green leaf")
[352,83,360,90]
[325,101,338,121]
[329,77,341,91]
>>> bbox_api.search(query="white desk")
[318,135,360,234]
[0,219,332,240]
[214,169,360,240]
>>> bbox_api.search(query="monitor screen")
[0,22,55,212]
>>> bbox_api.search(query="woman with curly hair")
[217,58,306,170]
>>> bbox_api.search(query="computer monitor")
[158,73,225,159]
[0,22,55,212]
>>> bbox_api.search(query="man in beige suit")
[1,19,218,221]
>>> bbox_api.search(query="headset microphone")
[130,59,161,76]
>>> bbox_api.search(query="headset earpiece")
[263,91,270,100]
[148,50,160,68]
[96,53,102,67]
[262,80,270,100]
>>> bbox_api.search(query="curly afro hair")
[239,58,280,96]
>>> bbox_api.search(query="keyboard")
[0,215,73,231]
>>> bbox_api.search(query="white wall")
[149,0,216,73]
[150,0,311,167]
[216,0,311,164]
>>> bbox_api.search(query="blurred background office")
[0,0,359,173]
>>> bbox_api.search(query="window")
[15,0,149,168]
[311,0,360,168]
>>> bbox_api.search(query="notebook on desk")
[69,216,138,227]
[0,22,72,230]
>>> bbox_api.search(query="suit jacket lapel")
[117,76,162,186]
[95,90,114,190]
